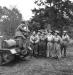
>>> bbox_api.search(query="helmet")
[63,30,67,33]
[55,30,59,33]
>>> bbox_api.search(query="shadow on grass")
[1,56,31,67]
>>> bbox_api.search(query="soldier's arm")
[30,36,34,43]
[52,35,55,42]
[67,35,70,42]
[59,36,62,41]
[46,35,48,42]
[59,36,62,40]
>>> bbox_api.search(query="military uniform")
[53,31,61,58]
[30,32,39,56]
[46,31,54,57]
[15,23,29,49]
[61,31,70,57]
[38,33,47,57]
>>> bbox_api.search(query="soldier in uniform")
[30,31,39,56]
[53,30,62,58]
[15,21,30,49]
[38,31,47,57]
[46,30,54,57]
[61,31,70,57]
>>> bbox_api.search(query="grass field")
[0,46,73,75]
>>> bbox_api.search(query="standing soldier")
[53,30,62,58]
[38,31,47,57]
[30,31,39,57]
[46,30,54,58]
[61,31,70,57]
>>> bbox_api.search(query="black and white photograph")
[0,0,73,75]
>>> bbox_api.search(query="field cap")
[55,30,59,33]
[63,30,67,33]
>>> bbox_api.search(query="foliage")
[31,0,73,31]
[0,7,22,37]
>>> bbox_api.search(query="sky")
[0,0,37,20]
[0,0,73,20]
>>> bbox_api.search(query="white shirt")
[62,34,70,41]
[47,34,54,41]
[30,34,39,43]
[53,35,61,42]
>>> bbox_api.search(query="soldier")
[46,30,54,57]
[30,31,39,57]
[53,30,62,58]
[38,31,47,57]
[15,21,30,49]
[61,31,70,57]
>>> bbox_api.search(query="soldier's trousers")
[61,44,67,57]
[53,43,61,58]
[38,40,47,57]
[47,42,53,57]
[31,43,38,56]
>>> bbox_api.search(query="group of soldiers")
[15,21,70,59]
[30,29,70,58]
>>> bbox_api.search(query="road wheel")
[19,55,26,60]
[19,50,29,61]
[2,52,14,65]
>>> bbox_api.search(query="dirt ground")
[0,47,73,75]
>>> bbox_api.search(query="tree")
[31,0,73,31]
[0,7,22,37]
